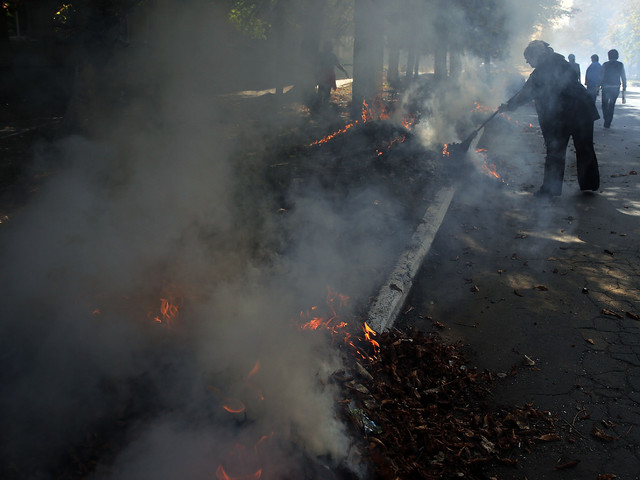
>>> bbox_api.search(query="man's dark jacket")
[509,52,600,133]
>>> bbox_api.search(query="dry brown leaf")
[586,338,595,345]
[601,308,623,319]
[555,460,580,470]
[513,289,524,297]
[626,311,640,320]
[535,285,549,291]
[591,426,616,442]
[597,474,617,480]
[538,433,561,441]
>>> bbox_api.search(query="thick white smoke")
[0,4,368,480]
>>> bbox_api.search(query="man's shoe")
[534,187,560,197]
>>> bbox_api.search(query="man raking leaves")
[501,40,600,197]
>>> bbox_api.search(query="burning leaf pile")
[335,328,559,479]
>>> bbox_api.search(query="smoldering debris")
[334,328,562,480]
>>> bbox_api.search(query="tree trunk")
[352,0,384,118]
[449,49,462,81]
[433,48,447,80]
[405,46,415,81]
[296,0,325,106]
[387,47,400,87]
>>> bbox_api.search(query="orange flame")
[363,322,380,355]
[297,287,379,359]
[309,98,413,147]
[299,287,349,334]
[151,297,180,325]
[474,148,503,181]
[442,144,450,157]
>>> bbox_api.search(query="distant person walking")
[502,40,600,197]
[315,41,349,109]
[584,54,602,103]
[568,54,581,82]
[598,49,627,128]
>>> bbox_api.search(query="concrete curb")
[367,185,457,333]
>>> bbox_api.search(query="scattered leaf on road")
[586,338,595,344]
[591,426,616,442]
[555,460,580,470]
[535,285,549,291]
[602,308,623,319]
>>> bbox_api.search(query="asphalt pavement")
[392,86,640,479]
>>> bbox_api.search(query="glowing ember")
[308,122,357,146]
[216,443,263,480]
[297,287,379,359]
[246,360,264,401]
[474,148,503,181]
[222,398,246,414]
[299,286,349,334]
[361,99,374,123]
[216,465,261,480]
[207,360,264,415]
[401,114,417,130]
[216,434,274,480]
[150,297,180,325]
[442,144,450,157]
[309,98,413,147]
[362,322,380,356]
[474,101,492,114]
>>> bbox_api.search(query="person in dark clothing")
[502,40,600,197]
[585,54,602,103]
[568,54,581,82]
[598,49,626,128]
[315,41,349,108]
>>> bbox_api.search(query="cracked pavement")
[400,86,640,479]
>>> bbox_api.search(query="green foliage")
[228,0,272,39]
[609,0,640,74]
[52,3,81,38]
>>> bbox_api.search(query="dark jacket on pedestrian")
[585,59,602,97]
[599,59,626,90]
[508,51,599,132]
